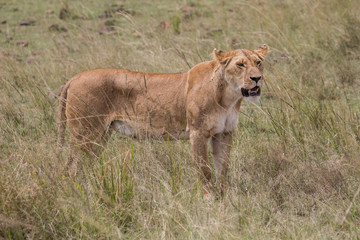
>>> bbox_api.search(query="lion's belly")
[113,99,187,139]
[125,94,185,129]
[111,119,189,140]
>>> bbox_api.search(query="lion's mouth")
[241,86,261,97]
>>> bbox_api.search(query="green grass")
[1,0,360,238]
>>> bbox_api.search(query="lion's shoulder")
[187,60,217,92]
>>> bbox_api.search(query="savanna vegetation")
[0,0,359,239]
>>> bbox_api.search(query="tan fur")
[58,45,268,192]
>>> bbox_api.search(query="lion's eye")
[237,62,245,68]
[256,61,262,67]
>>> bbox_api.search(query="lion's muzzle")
[241,86,261,97]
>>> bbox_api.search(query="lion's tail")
[57,80,72,148]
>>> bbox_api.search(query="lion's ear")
[214,49,232,65]
[254,44,269,59]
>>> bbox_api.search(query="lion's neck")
[213,66,242,108]
[222,85,242,108]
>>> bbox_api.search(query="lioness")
[58,45,268,192]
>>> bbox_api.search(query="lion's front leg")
[189,130,212,188]
[212,131,233,194]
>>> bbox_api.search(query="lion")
[58,44,269,193]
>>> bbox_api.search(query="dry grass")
[0,0,360,239]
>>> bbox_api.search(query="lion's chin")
[244,95,261,102]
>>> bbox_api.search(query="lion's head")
[214,44,268,102]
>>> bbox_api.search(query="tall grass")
[0,0,359,238]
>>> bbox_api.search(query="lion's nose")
[250,76,261,83]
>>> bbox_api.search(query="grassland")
[0,0,359,239]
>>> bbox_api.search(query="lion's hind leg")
[65,116,113,175]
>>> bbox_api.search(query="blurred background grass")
[0,0,359,239]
